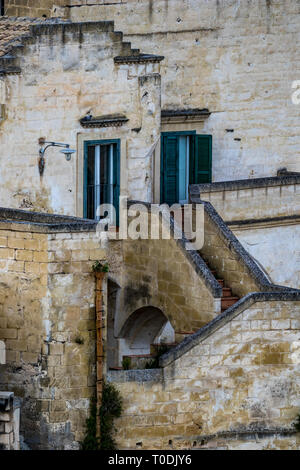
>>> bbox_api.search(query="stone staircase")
[115,255,241,370]
[200,256,240,312]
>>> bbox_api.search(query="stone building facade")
[0,0,299,450]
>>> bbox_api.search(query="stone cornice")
[79,114,128,128]
[161,108,211,123]
[228,215,300,231]
[114,53,164,64]
[190,175,300,196]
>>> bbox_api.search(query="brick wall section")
[0,223,106,449]
[108,300,300,450]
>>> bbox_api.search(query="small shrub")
[144,344,170,369]
[92,261,109,273]
[122,356,131,370]
[81,381,123,451]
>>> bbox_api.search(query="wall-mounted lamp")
[38,138,76,176]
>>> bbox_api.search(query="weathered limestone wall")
[108,300,300,450]
[194,178,300,223]
[5,0,64,17]
[0,220,106,449]
[0,22,161,215]
[234,224,300,290]
[63,0,300,181]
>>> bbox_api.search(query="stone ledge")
[161,108,211,123]
[107,369,163,383]
[80,114,128,128]
[0,207,98,233]
[159,290,300,367]
[190,175,300,196]
[227,214,300,230]
[114,53,164,64]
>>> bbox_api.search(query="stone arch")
[116,306,175,367]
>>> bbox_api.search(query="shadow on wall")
[107,303,174,369]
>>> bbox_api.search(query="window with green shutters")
[161,132,212,205]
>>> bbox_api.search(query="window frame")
[83,139,120,221]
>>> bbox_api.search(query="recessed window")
[84,140,120,224]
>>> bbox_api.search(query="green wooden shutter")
[190,135,212,184]
[113,142,120,226]
[161,135,179,205]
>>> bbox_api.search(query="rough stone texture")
[0,20,162,214]
[0,219,106,449]
[108,299,300,450]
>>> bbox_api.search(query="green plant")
[122,356,131,370]
[81,381,123,450]
[144,344,170,369]
[92,261,109,273]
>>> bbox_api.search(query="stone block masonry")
[108,298,300,450]
[0,209,107,449]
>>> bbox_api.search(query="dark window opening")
[84,140,120,225]
[1,1,5,16]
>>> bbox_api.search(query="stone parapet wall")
[190,176,300,224]
[107,299,300,450]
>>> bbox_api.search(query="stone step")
[222,287,232,298]
[221,296,239,310]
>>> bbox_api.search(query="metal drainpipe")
[95,271,105,441]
